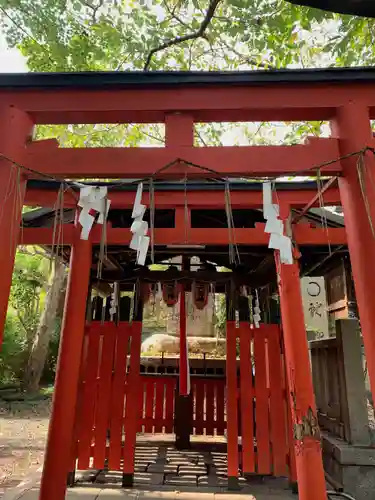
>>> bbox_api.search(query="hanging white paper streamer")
[110,282,119,319]
[78,186,111,240]
[265,217,283,235]
[262,182,293,265]
[253,289,261,328]
[132,183,146,219]
[130,183,150,265]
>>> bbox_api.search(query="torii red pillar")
[276,255,327,500]
[0,106,33,347]
[331,103,375,403]
[39,234,92,500]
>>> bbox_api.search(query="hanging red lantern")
[162,281,179,307]
[192,281,209,310]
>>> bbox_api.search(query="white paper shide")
[130,183,150,266]
[253,290,261,329]
[262,182,293,265]
[78,186,111,240]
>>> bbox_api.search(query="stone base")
[322,432,375,500]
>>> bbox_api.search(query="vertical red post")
[179,283,189,395]
[226,321,239,489]
[122,321,142,486]
[331,103,375,403]
[165,113,194,243]
[165,112,194,148]
[0,106,33,346]
[39,234,92,500]
[276,256,326,500]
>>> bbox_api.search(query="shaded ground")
[0,398,51,497]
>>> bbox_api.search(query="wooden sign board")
[300,277,329,339]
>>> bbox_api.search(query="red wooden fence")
[227,322,291,479]
[71,321,293,482]
[138,376,175,433]
[192,378,226,436]
[72,321,143,472]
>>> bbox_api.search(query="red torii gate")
[1,69,375,500]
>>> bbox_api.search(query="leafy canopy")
[0,0,372,73]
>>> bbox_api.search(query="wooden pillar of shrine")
[39,234,92,500]
[276,256,327,500]
[175,256,193,450]
[225,286,240,490]
[331,103,375,404]
[0,106,33,347]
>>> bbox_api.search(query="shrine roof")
[2,67,375,90]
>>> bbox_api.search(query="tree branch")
[218,38,274,70]
[18,246,49,258]
[81,0,104,24]
[144,0,222,70]
[15,309,32,337]
[195,129,208,146]
[162,0,190,28]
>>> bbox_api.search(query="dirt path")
[0,398,50,497]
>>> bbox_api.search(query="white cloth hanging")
[78,186,111,240]
[129,183,150,265]
[262,182,293,265]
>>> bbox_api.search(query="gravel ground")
[0,398,51,497]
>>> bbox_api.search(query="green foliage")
[9,251,48,346]
[0,315,28,383]
[0,249,50,383]
[0,0,371,76]
[215,293,227,338]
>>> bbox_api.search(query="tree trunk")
[24,260,66,393]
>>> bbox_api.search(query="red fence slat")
[254,327,271,474]
[216,379,225,436]
[154,379,165,433]
[70,330,89,471]
[205,380,215,436]
[226,321,239,479]
[123,322,142,475]
[194,379,205,435]
[165,378,175,433]
[108,324,130,471]
[267,325,288,476]
[138,379,145,433]
[93,324,116,469]
[240,323,255,474]
[77,323,101,469]
[144,379,155,433]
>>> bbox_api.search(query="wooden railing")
[309,320,370,445]
[310,336,347,439]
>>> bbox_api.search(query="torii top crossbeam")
[1,67,375,179]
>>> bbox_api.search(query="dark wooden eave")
[3,67,375,90]
[287,0,375,18]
